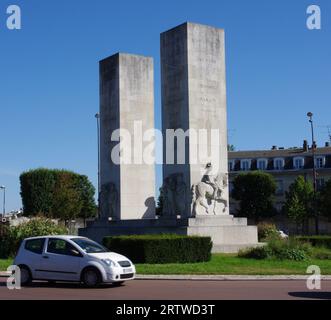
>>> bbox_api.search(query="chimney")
[303,140,309,152]
[326,142,330,147]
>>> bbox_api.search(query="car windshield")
[71,238,109,253]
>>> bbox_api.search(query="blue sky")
[0,0,330,211]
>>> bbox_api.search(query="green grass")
[136,254,331,275]
[1,254,331,275]
[0,259,13,272]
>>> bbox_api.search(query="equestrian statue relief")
[192,163,229,216]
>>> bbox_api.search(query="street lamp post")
[0,186,5,218]
[95,113,101,219]
[307,112,319,235]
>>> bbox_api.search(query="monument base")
[79,216,260,253]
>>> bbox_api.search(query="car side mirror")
[70,249,81,257]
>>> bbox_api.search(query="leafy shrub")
[1,218,68,258]
[268,238,311,261]
[0,224,11,258]
[238,246,270,260]
[257,223,281,242]
[296,236,331,249]
[103,234,212,264]
[239,238,312,261]
[311,247,331,260]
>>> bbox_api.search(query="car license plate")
[123,268,133,274]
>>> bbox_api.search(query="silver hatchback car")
[14,235,136,287]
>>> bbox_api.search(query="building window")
[315,156,326,169]
[240,160,251,171]
[293,157,305,169]
[275,180,284,196]
[257,159,268,171]
[228,161,235,172]
[274,158,285,170]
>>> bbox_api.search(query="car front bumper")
[104,266,136,282]
[106,273,135,282]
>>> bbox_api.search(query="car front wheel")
[113,281,125,287]
[81,268,101,288]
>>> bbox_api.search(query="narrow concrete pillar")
[100,53,155,220]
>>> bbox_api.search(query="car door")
[38,238,82,281]
[21,238,46,279]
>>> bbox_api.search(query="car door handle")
[43,256,49,259]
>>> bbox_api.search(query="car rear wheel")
[82,268,101,288]
[20,266,32,286]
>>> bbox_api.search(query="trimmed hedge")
[103,234,212,264]
[20,168,97,220]
[297,236,331,249]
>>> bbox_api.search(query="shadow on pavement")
[288,292,331,300]
[0,280,124,290]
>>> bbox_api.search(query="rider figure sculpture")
[203,163,222,200]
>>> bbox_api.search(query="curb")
[0,272,10,278]
[135,275,331,281]
[2,272,331,281]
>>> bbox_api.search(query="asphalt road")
[1,278,331,300]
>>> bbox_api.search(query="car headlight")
[101,259,118,267]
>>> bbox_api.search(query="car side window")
[47,239,81,257]
[25,239,45,255]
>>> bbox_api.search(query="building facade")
[228,141,331,214]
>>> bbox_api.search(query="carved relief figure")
[162,173,187,217]
[192,164,229,216]
[175,174,187,215]
[161,178,175,217]
[100,182,118,219]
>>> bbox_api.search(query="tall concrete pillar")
[99,53,155,220]
[161,22,229,217]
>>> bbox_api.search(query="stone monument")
[80,23,260,253]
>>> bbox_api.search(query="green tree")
[20,168,97,223]
[318,179,331,219]
[76,174,98,224]
[20,168,56,217]
[284,176,314,234]
[52,171,83,223]
[232,171,277,223]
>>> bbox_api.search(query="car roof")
[24,235,87,241]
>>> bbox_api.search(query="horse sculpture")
[192,173,228,216]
